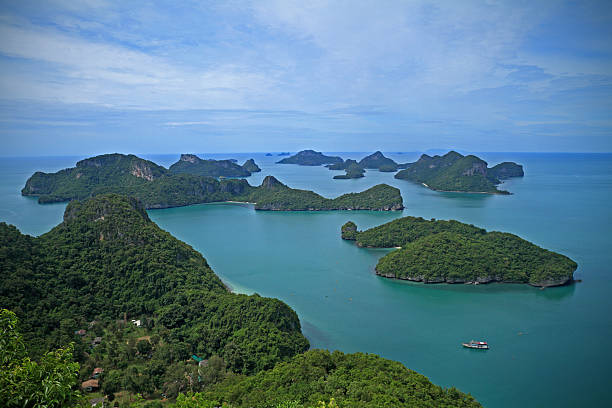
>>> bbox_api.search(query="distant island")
[22,153,403,211]
[332,159,365,179]
[252,176,402,210]
[329,151,409,179]
[342,216,577,287]
[0,194,478,406]
[242,158,261,173]
[169,153,260,177]
[277,149,343,165]
[394,151,524,194]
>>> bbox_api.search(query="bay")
[1,152,611,407]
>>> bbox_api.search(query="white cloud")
[0,21,276,109]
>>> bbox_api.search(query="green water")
[1,153,611,407]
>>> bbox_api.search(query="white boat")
[462,340,489,349]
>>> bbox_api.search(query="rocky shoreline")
[375,270,573,288]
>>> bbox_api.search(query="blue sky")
[1,0,611,155]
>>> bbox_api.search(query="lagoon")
[1,152,611,407]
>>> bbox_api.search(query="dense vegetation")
[0,309,82,408]
[277,150,343,166]
[343,217,577,286]
[174,350,481,408]
[22,154,401,211]
[169,154,254,177]
[247,177,403,210]
[0,194,309,401]
[394,151,523,193]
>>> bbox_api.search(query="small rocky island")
[22,153,403,211]
[277,149,343,166]
[169,153,261,177]
[329,151,409,179]
[331,160,366,179]
[394,151,523,193]
[341,217,576,287]
[242,158,261,173]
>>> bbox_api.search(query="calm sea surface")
[1,152,611,407]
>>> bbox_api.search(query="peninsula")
[394,151,523,193]
[342,216,577,287]
[276,149,343,165]
[22,153,403,211]
[1,194,479,407]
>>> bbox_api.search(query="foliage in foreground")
[0,309,82,408]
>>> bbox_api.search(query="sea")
[1,152,611,407]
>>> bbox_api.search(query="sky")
[1,0,611,156]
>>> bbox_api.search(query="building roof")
[93,367,104,374]
[81,379,99,389]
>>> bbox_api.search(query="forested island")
[276,149,343,165]
[394,151,523,193]
[21,153,403,211]
[0,194,479,407]
[342,217,577,287]
[169,153,260,177]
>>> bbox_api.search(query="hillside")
[342,217,577,287]
[185,349,481,408]
[394,151,523,193]
[0,194,310,401]
[247,176,403,210]
[169,154,254,177]
[277,150,343,166]
[22,154,401,211]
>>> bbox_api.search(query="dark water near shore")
[1,152,611,407]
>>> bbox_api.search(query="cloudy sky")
[1,0,611,155]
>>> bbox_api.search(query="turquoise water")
[1,153,611,407]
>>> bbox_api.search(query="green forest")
[394,151,523,193]
[21,154,402,211]
[342,217,577,286]
[0,194,479,406]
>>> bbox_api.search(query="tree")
[137,339,152,356]
[0,309,82,408]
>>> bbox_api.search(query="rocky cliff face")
[130,162,156,181]
[180,154,199,163]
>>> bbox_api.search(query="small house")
[92,336,102,346]
[75,329,87,336]
[131,319,141,327]
[81,379,99,392]
[199,359,209,367]
[91,367,104,379]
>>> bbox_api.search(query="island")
[249,176,402,210]
[358,150,399,171]
[169,153,256,177]
[21,153,403,211]
[341,216,577,287]
[276,149,343,165]
[328,151,410,179]
[332,159,366,179]
[394,151,524,193]
[0,194,480,407]
[242,158,261,173]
